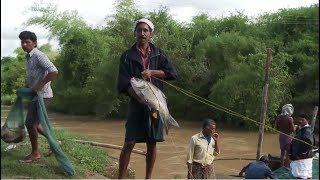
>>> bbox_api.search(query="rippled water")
[1,106,280,179]
[50,114,279,179]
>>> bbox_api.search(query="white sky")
[1,0,318,58]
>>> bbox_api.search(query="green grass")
[1,128,118,179]
[173,174,184,179]
[1,94,15,105]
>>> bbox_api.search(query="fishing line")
[152,76,318,149]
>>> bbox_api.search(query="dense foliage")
[1,0,318,129]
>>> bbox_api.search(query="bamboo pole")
[214,158,280,162]
[214,158,256,161]
[1,117,53,120]
[311,106,318,133]
[256,48,272,160]
[73,139,147,156]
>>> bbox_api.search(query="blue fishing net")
[1,88,75,176]
[1,91,27,143]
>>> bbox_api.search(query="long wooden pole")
[214,158,280,162]
[214,158,256,161]
[311,106,318,132]
[256,48,272,160]
[73,139,147,156]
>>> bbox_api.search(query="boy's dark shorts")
[25,98,51,127]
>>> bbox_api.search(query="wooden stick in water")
[73,139,147,156]
[214,158,256,161]
[215,157,280,162]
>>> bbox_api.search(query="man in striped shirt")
[19,31,58,162]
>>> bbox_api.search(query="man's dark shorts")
[125,99,164,143]
[25,98,51,127]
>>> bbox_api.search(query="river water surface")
[47,113,279,179]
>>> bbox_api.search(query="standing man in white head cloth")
[117,18,177,179]
[275,104,297,167]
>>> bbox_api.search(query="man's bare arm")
[32,71,58,92]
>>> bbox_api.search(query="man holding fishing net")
[18,31,58,162]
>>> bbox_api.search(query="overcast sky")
[1,0,318,58]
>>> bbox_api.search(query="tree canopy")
[1,0,318,129]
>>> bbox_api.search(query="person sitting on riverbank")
[239,155,276,179]
[186,119,220,179]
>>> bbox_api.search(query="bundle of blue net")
[1,90,27,143]
[273,159,319,179]
[1,88,75,176]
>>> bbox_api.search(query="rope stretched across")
[152,76,318,150]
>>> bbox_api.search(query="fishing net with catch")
[1,88,75,176]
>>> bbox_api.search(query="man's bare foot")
[19,153,41,163]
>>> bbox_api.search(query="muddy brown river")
[46,113,279,179]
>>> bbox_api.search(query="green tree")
[17,0,318,130]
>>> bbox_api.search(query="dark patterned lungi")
[191,162,215,179]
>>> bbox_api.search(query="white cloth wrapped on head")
[281,104,294,116]
[133,18,154,32]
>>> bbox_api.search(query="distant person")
[186,119,220,179]
[289,113,315,179]
[18,31,58,162]
[275,104,296,167]
[116,18,178,179]
[239,155,276,179]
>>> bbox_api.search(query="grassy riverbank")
[1,128,134,179]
